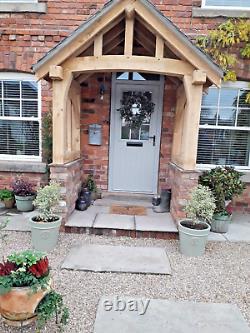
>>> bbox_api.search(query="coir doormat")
[110,205,147,216]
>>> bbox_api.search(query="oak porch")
[33,0,223,220]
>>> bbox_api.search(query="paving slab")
[0,214,31,231]
[224,223,250,242]
[135,215,177,232]
[94,213,135,230]
[208,232,227,242]
[94,297,250,333]
[61,245,171,275]
[65,207,109,227]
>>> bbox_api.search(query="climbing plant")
[196,19,250,102]
[42,110,53,164]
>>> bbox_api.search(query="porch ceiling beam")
[64,55,194,77]
[133,1,221,86]
[155,35,164,58]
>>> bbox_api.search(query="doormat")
[110,205,147,216]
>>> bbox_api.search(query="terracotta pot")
[0,281,51,327]
[4,198,15,209]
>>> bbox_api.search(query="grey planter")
[29,216,62,252]
[15,195,35,212]
[178,219,211,257]
[211,214,232,233]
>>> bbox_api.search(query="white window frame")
[197,81,250,171]
[201,0,250,10]
[0,72,42,162]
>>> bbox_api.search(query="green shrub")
[33,182,61,222]
[184,185,216,223]
[0,189,14,201]
[199,166,245,215]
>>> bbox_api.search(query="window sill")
[192,7,250,18]
[0,161,47,174]
[0,2,47,13]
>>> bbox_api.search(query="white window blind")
[202,0,250,8]
[197,83,250,168]
[0,74,41,161]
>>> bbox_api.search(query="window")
[0,73,41,161]
[197,82,250,169]
[202,0,250,9]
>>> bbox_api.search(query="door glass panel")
[120,90,153,140]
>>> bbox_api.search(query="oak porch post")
[49,66,73,164]
[180,70,206,170]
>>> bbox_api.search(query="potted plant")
[0,189,15,209]
[178,185,216,257]
[86,174,102,201]
[200,166,245,233]
[11,177,36,212]
[0,250,68,330]
[29,182,61,252]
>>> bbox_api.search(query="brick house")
[0,0,249,223]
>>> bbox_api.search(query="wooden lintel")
[124,14,134,56]
[155,35,164,58]
[64,55,194,77]
[192,69,207,85]
[94,34,103,57]
[49,65,63,80]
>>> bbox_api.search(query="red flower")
[0,261,17,276]
[28,257,49,278]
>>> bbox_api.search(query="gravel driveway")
[0,232,249,332]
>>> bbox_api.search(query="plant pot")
[211,214,232,233]
[15,194,35,212]
[0,282,51,327]
[3,198,15,209]
[29,216,62,252]
[178,219,211,257]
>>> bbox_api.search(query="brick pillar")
[50,158,83,223]
[168,162,199,223]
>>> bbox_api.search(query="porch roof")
[32,0,223,85]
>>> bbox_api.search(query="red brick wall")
[158,79,176,191]
[80,73,111,190]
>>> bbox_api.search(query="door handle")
[149,135,156,146]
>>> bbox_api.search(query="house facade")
[0,0,249,222]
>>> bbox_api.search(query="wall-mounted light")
[100,82,105,100]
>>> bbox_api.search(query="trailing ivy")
[196,19,250,101]
[36,291,69,332]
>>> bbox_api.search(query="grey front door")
[109,75,164,193]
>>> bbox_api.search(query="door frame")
[108,73,165,193]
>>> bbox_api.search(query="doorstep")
[65,205,178,240]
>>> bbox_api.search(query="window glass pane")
[205,0,249,6]
[21,81,38,99]
[219,88,238,107]
[238,90,250,108]
[131,127,140,140]
[140,125,150,140]
[200,107,217,125]
[3,81,20,99]
[3,100,20,117]
[237,109,250,127]
[218,108,236,126]
[22,100,38,117]
[121,125,130,139]
[116,72,129,80]
[197,128,250,167]
[202,89,219,106]
[0,120,39,156]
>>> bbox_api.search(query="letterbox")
[88,124,102,145]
